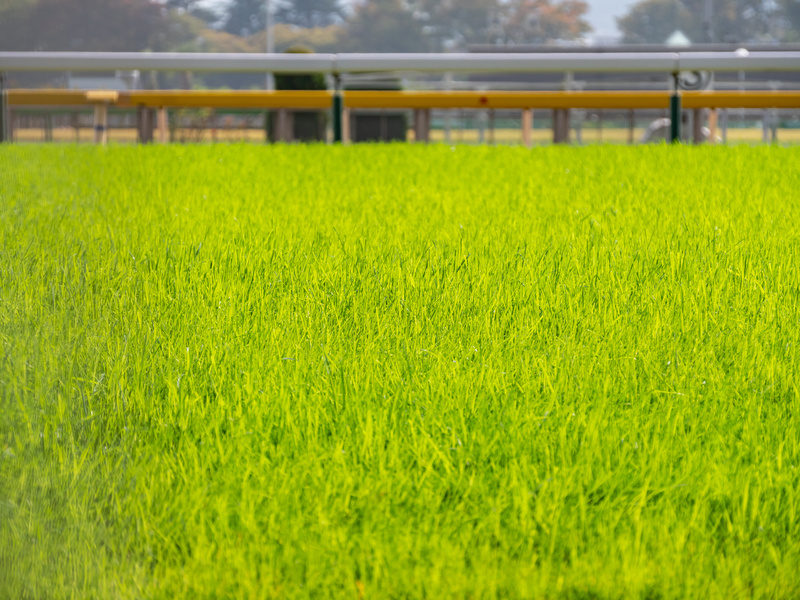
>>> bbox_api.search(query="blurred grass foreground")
[1,144,800,599]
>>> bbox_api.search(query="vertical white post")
[265,0,275,91]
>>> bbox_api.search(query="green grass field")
[2,144,800,599]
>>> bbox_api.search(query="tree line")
[0,0,797,56]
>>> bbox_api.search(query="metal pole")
[265,0,274,91]
[670,73,681,143]
[0,72,7,143]
[332,75,342,143]
[2,51,800,76]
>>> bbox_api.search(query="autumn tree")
[342,0,426,52]
[499,0,591,44]
[409,0,591,49]
[410,0,495,49]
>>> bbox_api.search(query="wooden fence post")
[86,91,118,146]
[94,104,108,145]
[521,108,533,148]
[275,108,292,142]
[157,107,168,143]
[44,111,53,143]
[342,108,351,144]
[72,111,80,143]
[414,109,430,143]
[553,109,570,144]
[708,109,718,144]
[692,108,705,144]
[136,105,155,144]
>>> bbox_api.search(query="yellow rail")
[7,90,92,106]
[343,91,800,110]
[121,90,333,109]
[682,91,800,109]
[342,91,673,110]
[8,89,800,110]
[7,90,333,109]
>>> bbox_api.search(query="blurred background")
[2,0,797,64]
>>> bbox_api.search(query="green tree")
[410,0,495,49]
[616,0,697,43]
[342,0,427,52]
[617,0,778,44]
[223,0,266,36]
[0,0,37,51]
[0,0,166,51]
[778,0,800,40]
[275,0,345,28]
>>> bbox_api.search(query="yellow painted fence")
[5,89,800,145]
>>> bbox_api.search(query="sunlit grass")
[1,144,800,599]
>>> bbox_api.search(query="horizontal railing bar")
[681,91,800,108]
[335,53,680,73]
[342,91,672,109]
[8,89,800,110]
[1,51,800,74]
[7,90,334,108]
[0,52,336,73]
[122,90,333,109]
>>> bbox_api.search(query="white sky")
[588,0,633,38]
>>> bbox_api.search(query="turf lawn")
[1,144,800,599]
